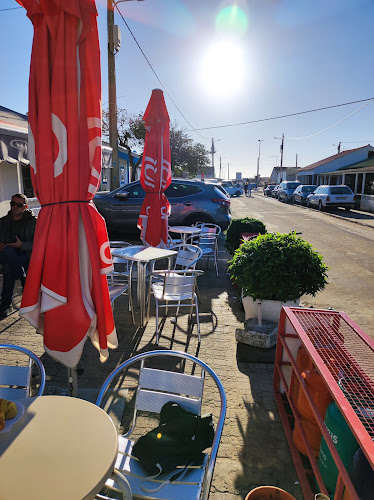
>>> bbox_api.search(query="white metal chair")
[149,269,203,344]
[95,470,132,500]
[194,223,221,276]
[0,344,46,399]
[108,241,135,323]
[170,244,203,271]
[95,350,226,500]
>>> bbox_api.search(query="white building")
[0,106,114,216]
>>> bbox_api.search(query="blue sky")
[1,0,374,178]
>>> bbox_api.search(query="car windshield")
[287,183,301,189]
[330,186,352,195]
[302,186,317,193]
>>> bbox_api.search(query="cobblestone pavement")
[0,238,303,500]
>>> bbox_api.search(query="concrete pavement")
[0,238,305,499]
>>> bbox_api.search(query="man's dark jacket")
[0,210,37,256]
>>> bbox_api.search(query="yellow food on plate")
[0,411,5,431]
[0,398,18,420]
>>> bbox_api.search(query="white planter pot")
[241,293,300,324]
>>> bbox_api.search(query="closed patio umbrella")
[17,0,117,368]
[138,89,171,248]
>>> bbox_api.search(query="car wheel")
[318,200,323,211]
[345,207,351,211]
[235,191,241,196]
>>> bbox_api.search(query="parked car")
[306,185,355,211]
[271,185,281,198]
[220,181,243,197]
[94,179,232,233]
[293,185,318,205]
[277,181,302,203]
[264,184,276,196]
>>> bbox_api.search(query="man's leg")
[0,247,29,314]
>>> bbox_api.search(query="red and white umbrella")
[17,0,117,368]
[138,89,171,248]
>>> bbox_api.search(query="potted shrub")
[225,217,267,255]
[228,232,328,323]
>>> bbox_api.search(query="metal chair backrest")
[95,350,226,500]
[174,244,203,270]
[196,224,221,251]
[0,344,46,399]
[108,242,133,283]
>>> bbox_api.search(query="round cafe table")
[0,395,118,500]
[168,225,202,244]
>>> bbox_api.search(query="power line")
[188,97,374,131]
[286,99,374,140]
[115,4,210,142]
[0,7,23,11]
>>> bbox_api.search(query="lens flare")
[215,6,248,36]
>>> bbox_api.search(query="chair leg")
[195,295,201,343]
[146,282,152,322]
[129,263,135,324]
[214,249,219,276]
[155,298,160,344]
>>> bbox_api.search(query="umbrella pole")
[68,367,79,397]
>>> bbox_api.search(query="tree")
[103,108,211,181]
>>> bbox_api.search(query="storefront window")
[364,173,374,195]
[345,174,355,192]
[357,173,363,194]
[22,165,35,198]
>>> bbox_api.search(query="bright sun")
[199,40,245,98]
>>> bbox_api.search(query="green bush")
[225,217,267,255]
[228,232,328,302]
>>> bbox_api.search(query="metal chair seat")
[95,350,226,500]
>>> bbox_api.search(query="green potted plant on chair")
[228,232,328,323]
[225,217,267,255]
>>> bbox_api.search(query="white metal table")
[0,396,118,500]
[169,225,202,244]
[111,245,177,327]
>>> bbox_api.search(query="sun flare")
[199,40,245,98]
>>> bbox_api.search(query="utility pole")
[256,139,263,185]
[210,138,216,178]
[227,162,230,180]
[274,134,284,182]
[107,0,144,190]
[219,155,222,179]
[107,0,119,190]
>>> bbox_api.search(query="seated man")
[0,194,37,318]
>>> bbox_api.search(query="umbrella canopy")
[17,0,117,368]
[138,89,171,248]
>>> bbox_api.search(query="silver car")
[94,179,232,233]
[306,185,355,211]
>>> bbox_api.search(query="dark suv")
[278,181,301,203]
[94,179,231,233]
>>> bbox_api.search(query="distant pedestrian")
[248,184,252,197]
[244,182,249,196]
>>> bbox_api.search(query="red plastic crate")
[274,307,374,500]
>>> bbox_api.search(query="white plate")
[1,401,25,433]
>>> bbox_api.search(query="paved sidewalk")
[0,239,303,499]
